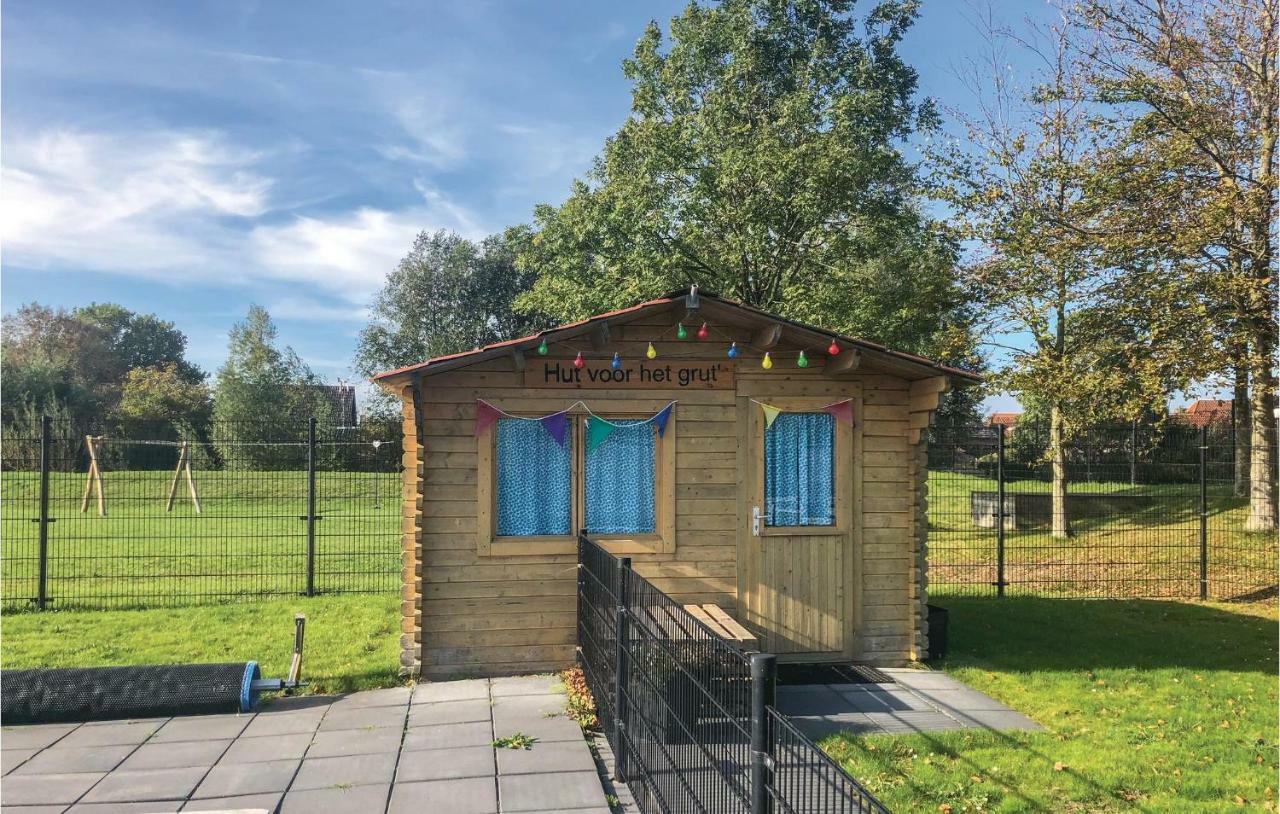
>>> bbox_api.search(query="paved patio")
[0,675,611,814]
[776,667,1042,739]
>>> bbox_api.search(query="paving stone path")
[0,675,611,814]
[777,667,1042,739]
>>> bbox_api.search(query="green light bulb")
[676,323,688,340]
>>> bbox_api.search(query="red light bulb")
[573,352,585,369]
[827,339,840,356]
[697,322,709,340]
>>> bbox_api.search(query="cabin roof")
[371,291,981,384]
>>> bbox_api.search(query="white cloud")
[268,296,371,323]
[2,129,271,278]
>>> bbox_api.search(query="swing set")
[80,436,202,517]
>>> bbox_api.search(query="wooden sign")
[525,360,734,389]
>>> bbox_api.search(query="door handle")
[751,506,762,537]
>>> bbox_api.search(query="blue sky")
[2,0,1057,412]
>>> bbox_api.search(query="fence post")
[613,556,632,783]
[1130,418,1138,486]
[750,652,777,814]
[306,416,317,597]
[35,415,52,610]
[1199,425,1208,600]
[995,424,1006,598]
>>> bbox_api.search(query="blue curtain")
[496,418,570,536]
[585,421,656,534]
[765,412,835,526]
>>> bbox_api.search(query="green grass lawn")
[1,470,401,609]
[825,596,1279,813]
[0,594,403,694]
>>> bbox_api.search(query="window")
[764,412,835,526]
[585,421,656,535]
[495,418,571,536]
[477,407,676,556]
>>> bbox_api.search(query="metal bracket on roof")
[686,284,700,311]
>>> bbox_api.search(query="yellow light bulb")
[646,342,657,360]
[762,352,773,370]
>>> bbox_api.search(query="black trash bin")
[926,604,948,661]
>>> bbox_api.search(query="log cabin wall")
[389,305,943,679]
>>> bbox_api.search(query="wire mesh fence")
[926,417,1278,600]
[2,416,402,611]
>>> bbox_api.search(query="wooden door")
[737,396,856,658]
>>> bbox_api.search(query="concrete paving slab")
[492,714,581,744]
[387,777,497,814]
[318,705,407,732]
[1,724,80,751]
[66,802,185,813]
[290,753,397,790]
[406,700,491,727]
[2,747,38,775]
[411,680,489,704]
[306,726,404,759]
[402,721,494,751]
[918,687,1013,712]
[880,669,965,690]
[79,766,207,804]
[498,770,604,812]
[55,722,162,749]
[394,746,494,782]
[871,712,968,734]
[788,713,882,739]
[12,745,135,775]
[496,740,595,776]
[255,696,336,714]
[773,688,846,717]
[117,740,231,772]
[237,713,323,739]
[192,759,300,798]
[0,772,106,805]
[149,715,250,744]
[218,733,311,765]
[944,709,1041,731]
[834,688,936,713]
[180,792,282,811]
[280,783,390,814]
[489,676,560,697]
[490,694,565,721]
[0,806,68,814]
[326,687,411,710]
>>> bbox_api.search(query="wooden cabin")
[373,290,978,679]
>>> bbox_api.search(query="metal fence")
[578,533,890,814]
[926,418,1278,600]
[1,416,402,611]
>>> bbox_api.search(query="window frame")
[754,398,852,538]
[476,405,676,557]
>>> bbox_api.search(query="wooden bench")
[683,604,759,651]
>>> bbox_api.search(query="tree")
[1074,0,1278,531]
[355,227,547,377]
[515,0,971,360]
[930,11,1165,537]
[75,303,204,384]
[0,304,117,426]
[213,306,332,468]
[116,364,213,434]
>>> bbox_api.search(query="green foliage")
[213,305,334,468]
[492,732,538,750]
[116,364,213,432]
[73,303,203,385]
[516,0,972,360]
[355,227,548,377]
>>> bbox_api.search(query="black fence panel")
[927,418,1278,600]
[578,534,891,814]
[1,417,402,611]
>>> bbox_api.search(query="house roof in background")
[987,412,1021,427]
[372,291,982,385]
[1175,399,1232,428]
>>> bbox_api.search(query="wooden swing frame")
[80,436,202,516]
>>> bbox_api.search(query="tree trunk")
[1244,352,1278,532]
[1049,402,1070,539]
[1233,364,1251,498]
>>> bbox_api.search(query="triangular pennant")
[540,411,569,447]
[652,403,674,437]
[474,400,501,436]
[760,403,782,430]
[823,399,854,427]
[586,417,617,454]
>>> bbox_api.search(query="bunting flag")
[823,399,855,427]
[652,403,674,438]
[540,412,569,447]
[474,400,501,437]
[761,403,782,429]
[757,398,854,429]
[585,417,615,454]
